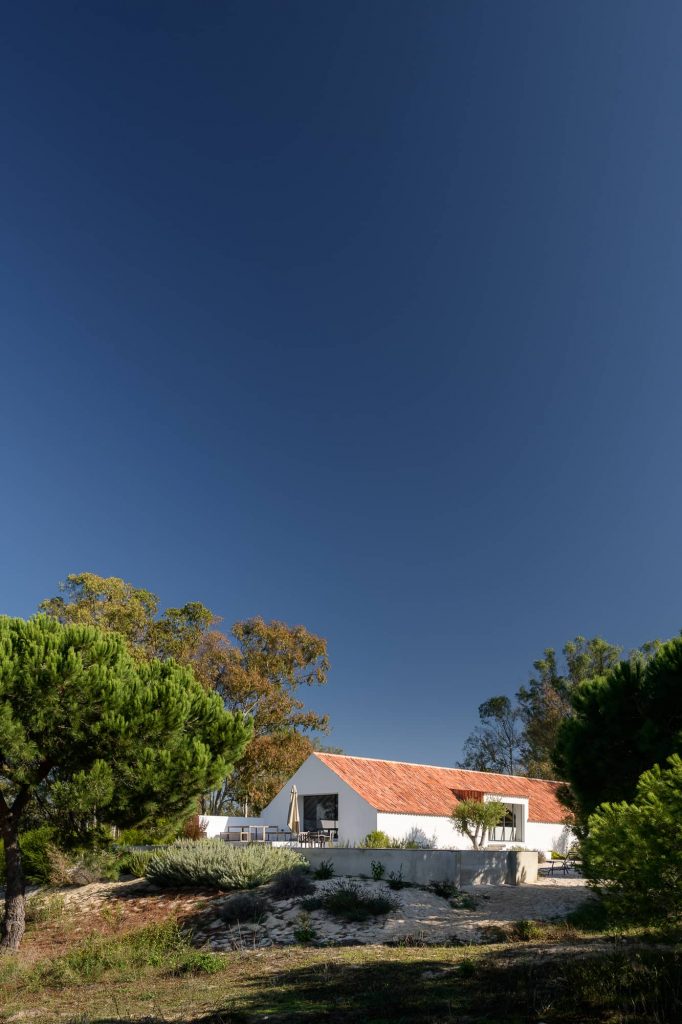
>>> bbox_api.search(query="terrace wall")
[302,848,538,886]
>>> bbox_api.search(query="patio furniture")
[298,831,328,848]
[266,826,294,843]
[220,826,251,843]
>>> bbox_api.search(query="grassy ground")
[1,895,680,1023]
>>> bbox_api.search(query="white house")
[205,752,572,853]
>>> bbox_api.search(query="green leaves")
[555,637,682,820]
[584,754,682,922]
[0,615,253,836]
[451,799,506,850]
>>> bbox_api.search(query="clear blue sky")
[3,2,682,766]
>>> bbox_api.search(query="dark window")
[488,804,520,843]
[303,794,338,832]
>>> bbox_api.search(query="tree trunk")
[0,821,26,952]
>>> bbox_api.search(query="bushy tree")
[458,635,657,782]
[583,755,682,922]
[458,697,524,775]
[517,637,623,778]
[41,575,330,816]
[0,616,252,950]
[450,799,506,850]
[554,638,682,821]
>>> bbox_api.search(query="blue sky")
[2,1,682,766]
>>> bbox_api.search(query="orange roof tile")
[313,753,567,823]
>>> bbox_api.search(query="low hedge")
[145,841,305,890]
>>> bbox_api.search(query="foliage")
[450,799,506,850]
[36,921,222,985]
[219,892,270,925]
[458,696,524,775]
[429,880,460,900]
[201,617,330,813]
[303,880,400,922]
[39,573,216,666]
[46,846,121,886]
[116,820,182,846]
[145,840,305,890]
[555,637,682,820]
[370,860,385,881]
[360,831,392,849]
[360,829,433,850]
[517,636,624,778]
[457,635,655,781]
[583,754,682,923]
[0,827,54,886]
[269,866,315,899]
[41,574,330,816]
[510,919,543,941]
[387,867,406,890]
[181,814,208,841]
[313,859,335,880]
[293,910,317,943]
[24,892,66,926]
[0,615,252,949]
[119,849,155,879]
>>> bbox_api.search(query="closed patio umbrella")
[287,785,300,834]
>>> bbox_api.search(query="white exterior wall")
[200,815,265,839]
[525,821,573,855]
[376,812,463,849]
[261,755,378,845]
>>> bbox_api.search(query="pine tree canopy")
[0,615,253,834]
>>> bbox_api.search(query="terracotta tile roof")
[313,753,567,823]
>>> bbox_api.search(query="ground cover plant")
[145,840,305,890]
[268,865,315,899]
[219,892,271,925]
[303,879,400,922]
[1,928,681,1022]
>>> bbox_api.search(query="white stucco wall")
[261,755,378,844]
[525,821,572,855]
[200,815,266,839]
[376,812,462,849]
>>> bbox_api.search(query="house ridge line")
[313,751,564,786]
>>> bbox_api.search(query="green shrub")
[584,754,682,923]
[360,830,392,849]
[303,880,400,922]
[36,921,219,985]
[269,867,315,900]
[47,846,121,886]
[429,880,460,900]
[145,840,305,890]
[165,949,223,976]
[371,860,385,881]
[293,910,317,943]
[387,867,407,890]
[219,892,270,925]
[25,893,66,926]
[119,849,155,878]
[512,919,543,941]
[313,859,335,880]
[0,827,55,886]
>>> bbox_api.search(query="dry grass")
[1,884,681,1023]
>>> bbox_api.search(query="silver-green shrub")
[145,841,305,890]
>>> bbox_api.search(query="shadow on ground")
[69,944,682,1024]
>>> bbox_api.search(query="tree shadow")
[72,944,682,1024]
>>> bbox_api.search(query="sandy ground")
[194,875,591,948]
[12,872,591,957]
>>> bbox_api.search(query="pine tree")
[0,615,252,950]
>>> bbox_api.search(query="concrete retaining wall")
[302,848,538,886]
